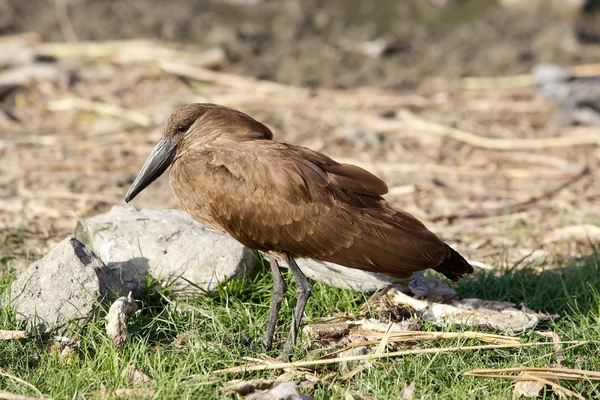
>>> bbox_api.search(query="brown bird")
[125,103,473,353]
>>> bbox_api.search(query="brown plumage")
[125,103,473,354]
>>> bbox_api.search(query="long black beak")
[125,138,178,202]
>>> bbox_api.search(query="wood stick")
[465,367,600,380]
[333,158,581,180]
[160,60,303,94]
[453,63,600,90]
[47,98,152,126]
[358,115,600,150]
[38,41,225,67]
[430,167,590,222]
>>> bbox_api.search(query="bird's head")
[125,103,272,202]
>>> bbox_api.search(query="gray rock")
[75,205,260,294]
[6,237,128,331]
[293,258,393,292]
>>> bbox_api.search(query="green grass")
[0,254,599,399]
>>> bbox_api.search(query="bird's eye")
[176,125,188,134]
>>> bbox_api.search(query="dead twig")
[430,167,590,222]
[466,366,600,400]
[0,330,27,340]
[213,341,584,375]
[47,98,152,127]
[453,63,600,90]
[343,330,520,347]
[360,114,600,150]
[160,60,303,95]
[374,322,394,355]
[38,41,225,67]
[464,367,600,381]
[334,158,580,180]
[460,74,534,90]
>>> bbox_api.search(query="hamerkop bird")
[125,103,473,353]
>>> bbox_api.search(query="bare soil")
[1,0,599,270]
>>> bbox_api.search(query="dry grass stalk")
[47,98,152,126]
[38,40,225,67]
[466,367,600,400]
[374,322,394,355]
[213,341,584,375]
[0,330,26,340]
[347,331,520,347]
[0,368,47,398]
[430,167,590,221]
[361,115,600,150]
[160,60,302,95]
[318,330,519,361]
[464,367,600,381]
[456,63,600,90]
[333,158,582,180]
[336,322,396,383]
[0,32,41,44]
[460,74,534,90]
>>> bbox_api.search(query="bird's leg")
[283,254,312,355]
[263,256,287,351]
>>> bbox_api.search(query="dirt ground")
[1,0,600,270]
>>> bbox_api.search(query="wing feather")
[172,141,449,277]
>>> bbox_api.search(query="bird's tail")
[433,246,474,282]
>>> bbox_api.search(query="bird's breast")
[168,158,226,232]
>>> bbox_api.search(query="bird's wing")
[182,142,449,277]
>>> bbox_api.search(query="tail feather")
[433,246,474,282]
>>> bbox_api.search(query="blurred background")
[1,0,599,270]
